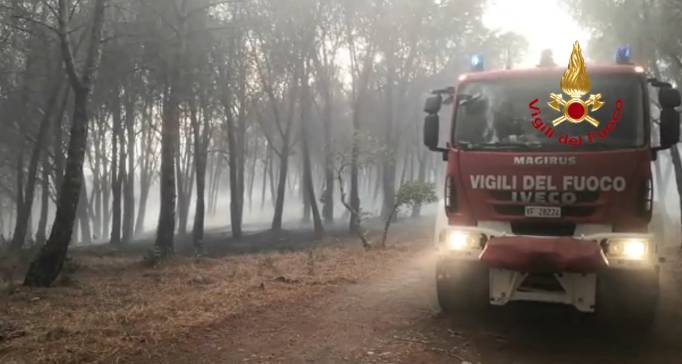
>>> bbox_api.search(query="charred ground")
[2,219,682,364]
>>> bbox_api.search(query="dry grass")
[0,239,416,364]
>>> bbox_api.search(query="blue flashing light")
[470,54,485,71]
[616,46,633,64]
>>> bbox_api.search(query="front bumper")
[436,226,657,272]
[435,226,658,313]
[480,236,607,273]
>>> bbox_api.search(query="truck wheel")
[596,269,659,329]
[436,260,488,312]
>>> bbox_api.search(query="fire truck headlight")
[446,231,480,251]
[607,238,650,260]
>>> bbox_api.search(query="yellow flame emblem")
[548,41,604,127]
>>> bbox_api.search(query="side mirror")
[424,95,442,114]
[660,108,680,148]
[660,88,681,109]
[424,114,439,149]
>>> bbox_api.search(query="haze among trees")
[0,0,526,286]
[3,0,682,287]
[567,0,682,240]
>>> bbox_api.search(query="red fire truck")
[423,50,681,319]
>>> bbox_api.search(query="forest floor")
[0,218,429,364]
[3,218,682,363]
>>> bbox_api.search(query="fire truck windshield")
[452,74,646,151]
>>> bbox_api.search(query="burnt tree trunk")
[77,174,91,244]
[110,93,123,245]
[272,142,290,231]
[11,78,62,250]
[35,156,50,244]
[219,55,245,239]
[246,145,257,212]
[299,61,323,238]
[270,84,297,232]
[10,47,35,250]
[24,0,107,287]
[380,51,396,221]
[189,98,208,250]
[349,123,361,233]
[122,91,135,241]
[156,84,180,256]
[261,147,270,209]
[321,91,334,224]
[233,82,247,240]
[268,148,276,208]
[52,86,69,189]
[155,1,188,257]
[25,89,94,285]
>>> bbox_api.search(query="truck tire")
[596,268,659,329]
[436,259,489,312]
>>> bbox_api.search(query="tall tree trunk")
[178,128,195,237]
[220,55,245,239]
[272,142,290,231]
[52,87,69,189]
[225,108,243,238]
[93,177,102,238]
[102,174,111,236]
[302,170,312,223]
[175,134,193,236]
[156,83,180,256]
[36,157,50,244]
[11,78,62,250]
[261,148,270,209]
[77,175,91,244]
[190,99,208,250]
[349,120,361,233]
[25,88,96,285]
[208,157,222,216]
[110,93,123,245]
[299,61,323,238]
[122,91,135,241]
[9,12,41,250]
[247,147,257,212]
[155,1,188,257]
[321,91,334,223]
[380,53,396,220]
[268,150,277,208]
[24,0,107,287]
[269,79,297,231]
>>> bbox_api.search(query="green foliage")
[380,181,437,248]
[395,181,439,212]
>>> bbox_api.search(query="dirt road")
[137,243,682,364]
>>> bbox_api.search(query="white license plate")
[524,206,561,218]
